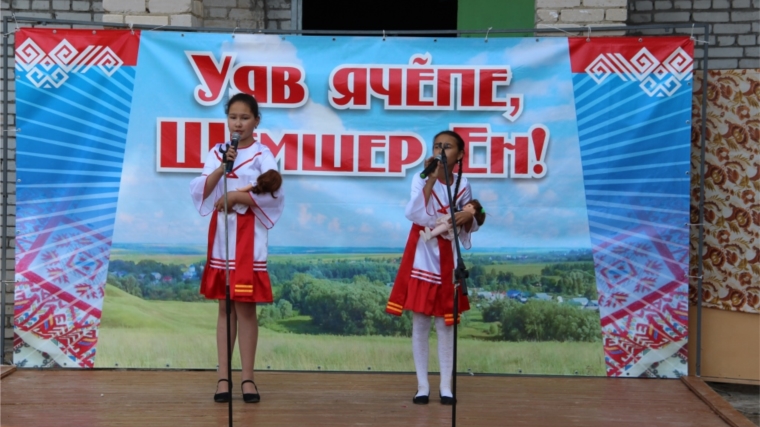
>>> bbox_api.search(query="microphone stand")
[440,150,468,427]
[220,146,234,427]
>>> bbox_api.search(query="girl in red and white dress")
[189,93,284,404]
[386,130,480,405]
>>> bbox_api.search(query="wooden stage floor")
[0,370,741,427]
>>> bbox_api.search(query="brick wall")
[628,0,760,69]
[2,0,104,22]
[535,0,630,36]
[203,0,264,29]
[100,0,291,30]
[203,0,291,30]
[102,0,203,27]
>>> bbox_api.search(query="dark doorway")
[302,0,458,34]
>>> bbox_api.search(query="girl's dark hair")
[225,92,261,119]
[433,130,466,208]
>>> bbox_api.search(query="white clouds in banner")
[117,212,135,225]
[514,103,577,125]
[288,100,346,132]
[503,211,515,225]
[224,34,302,65]
[477,189,498,203]
[466,52,489,65]
[504,38,566,69]
[382,221,402,232]
[298,179,323,191]
[298,203,327,227]
[515,181,540,197]
[509,76,556,98]
[543,189,559,203]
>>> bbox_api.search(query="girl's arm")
[405,175,437,228]
[190,146,228,216]
[455,210,475,232]
[212,190,258,211]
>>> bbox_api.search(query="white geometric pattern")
[585,47,693,98]
[15,38,46,72]
[15,38,124,89]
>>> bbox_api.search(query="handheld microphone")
[225,132,241,173]
[419,154,444,179]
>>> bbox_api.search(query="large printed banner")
[14,29,693,377]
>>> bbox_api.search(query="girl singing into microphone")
[189,93,284,404]
[385,130,481,405]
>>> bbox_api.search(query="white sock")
[436,317,454,397]
[412,313,431,397]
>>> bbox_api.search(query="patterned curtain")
[690,69,760,314]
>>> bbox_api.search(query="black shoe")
[439,392,456,405]
[241,379,260,403]
[412,393,430,405]
[214,379,231,403]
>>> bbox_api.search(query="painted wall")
[688,306,760,383]
[458,0,535,36]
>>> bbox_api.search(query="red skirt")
[200,267,273,303]
[199,209,273,303]
[386,224,469,325]
[397,277,470,323]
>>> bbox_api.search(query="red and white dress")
[189,141,284,303]
[386,174,478,325]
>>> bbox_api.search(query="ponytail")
[452,158,464,210]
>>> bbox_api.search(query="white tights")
[412,312,454,398]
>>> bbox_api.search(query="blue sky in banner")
[113,33,590,250]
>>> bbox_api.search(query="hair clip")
[480,208,486,214]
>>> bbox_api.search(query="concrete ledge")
[125,15,170,26]
[103,0,145,14]
[149,0,192,14]
[169,14,201,27]
[101,14,125,24]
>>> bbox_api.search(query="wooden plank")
[681,376,757,427]
[699,376,760,387]
[0,365,16,379]
[0,371,734,427]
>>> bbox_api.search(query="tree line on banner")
[105,252,601,343]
